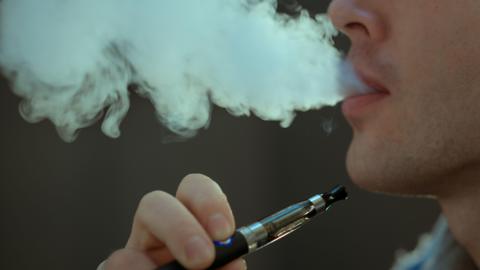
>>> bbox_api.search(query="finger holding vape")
[99,249,158,270]
[127,189,216,269]
[157,185,348,270]
[100,174,245,270]
[99,248,246,270]
[176,174,236,241]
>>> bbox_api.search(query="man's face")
[328,0,480,195]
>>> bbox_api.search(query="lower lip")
[341,92,389,119]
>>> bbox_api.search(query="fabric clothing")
[391,216,478,270]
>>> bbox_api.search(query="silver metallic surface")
[238,194,329,253]
[309,194,327,212]
[238,222,268,252]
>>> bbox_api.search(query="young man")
[99,0,480,269]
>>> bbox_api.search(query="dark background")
[0,1,439,269]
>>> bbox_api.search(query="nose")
[327,0,386,43]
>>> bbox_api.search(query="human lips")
[341,72,390,122]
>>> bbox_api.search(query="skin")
[328,0,480,266]
[99,174,247,270]
[100,0,480,268]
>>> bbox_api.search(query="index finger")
[176,174,236,241]
[126,191,215,269]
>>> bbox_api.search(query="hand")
[98,174,247,270]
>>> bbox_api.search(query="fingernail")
[184,235,213,265]
[208,213,233,240]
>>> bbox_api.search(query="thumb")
[100,249,158,270]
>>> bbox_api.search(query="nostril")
[333,32,351,53]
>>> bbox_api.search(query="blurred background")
[0,1,439,269]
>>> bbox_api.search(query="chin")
[345,158,394,194]
[346,163,425,196]
[345,140,436,197]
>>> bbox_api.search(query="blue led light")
[214,237,234,247]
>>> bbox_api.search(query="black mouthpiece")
[323,185,348,206]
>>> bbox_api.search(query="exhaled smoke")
[0,0,364,142]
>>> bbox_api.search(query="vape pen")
[157,185,348,270]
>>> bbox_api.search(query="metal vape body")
[238,193,327,252]
[158,185,347,270]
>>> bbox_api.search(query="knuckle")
[180,173,209,186]
[177,175,232,218]
[183,173,204,180]
[137,191,175,220]
[178,174,224,200]
[136,191,203,236]
[140,191,173,209]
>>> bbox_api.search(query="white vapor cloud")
[0,0,359,142]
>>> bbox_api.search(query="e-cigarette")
[157,185,348,270]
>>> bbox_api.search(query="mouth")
[341,71,390,122]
